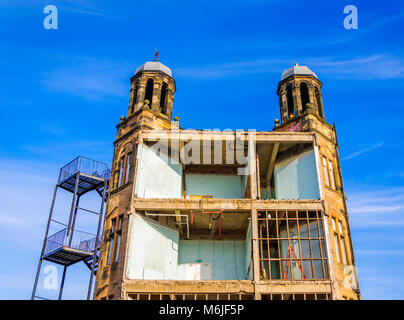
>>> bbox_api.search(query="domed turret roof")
[135,61,172,77]
[281,63,317,80]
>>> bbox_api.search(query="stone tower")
[275,64,360,300]
[125,55,176,131]
[276,63,325,124]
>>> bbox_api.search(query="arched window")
[130,83,138,114]
[300,82,310,112]
[286,85,295,117]
[160,82,168,114]
[315,87,324,119]
[145,79,154,108]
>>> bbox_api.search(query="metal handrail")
[43,228,99,256]
[58,156,110,182]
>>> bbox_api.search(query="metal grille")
[257,210,329,280]
[58,156,110,182]
[261,293,330,300]
[128,293,254,300]
[44,228,97,256]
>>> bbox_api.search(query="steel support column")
[31,185,59,300]
[68,195,81,247]
[67,172,80,244]
[87,179,107,300]
[58,266,67,300]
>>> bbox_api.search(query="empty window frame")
[130,83,138,114]
[125,152,132,184]
[118,158,125,188]
[257,210,329,280]
[340,236,348,265]
[328,160,336,189]
[332,217,349,265]
[338,220,343,234]
[160,82,168,114]
[322,156,337,190]
[286,85,295,117]
[115,149,134,190]
[144,79,154,108]
[334,233,341,264]
[322,157,330,187]
[107,218,116,265]
[300,82,310,112]
[106,216,123,264]
[114,216,123,263]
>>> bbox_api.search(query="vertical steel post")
[67,172,80,243]
[58,266,67,300]
[31,185,58,300]
[68,195,81,247]
[87,179,107,300]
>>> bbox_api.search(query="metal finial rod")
[154,49,159,62]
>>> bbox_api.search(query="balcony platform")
[43,246,93,266]
[42,228,98,266]
[57,156,110,196]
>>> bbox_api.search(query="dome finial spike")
[154,48,159,62]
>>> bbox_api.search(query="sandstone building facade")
[93,59,360,300]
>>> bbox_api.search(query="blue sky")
[0,0,403,299]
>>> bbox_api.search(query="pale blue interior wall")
[135,144,182,198]
[241,173,248,198]
[126,215,179,280]
[241,154,250,197]
[185,174,243,199]
[274,150,320,200]
[126,216,250,281]
[178,240,246,280]
[245,222,253,280]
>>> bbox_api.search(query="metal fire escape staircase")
[31,157,110,300]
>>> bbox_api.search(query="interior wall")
[274,150,320,200]
[185,174,243,199]
[126,215,251,281]
[126,215,179,280]
[177,240,247,280]
[134,144,182,198]
[245,221,253,280]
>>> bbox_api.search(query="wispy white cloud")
[43,58,131,100]
[357,249,404,256]
[342,142,384,161]
[333,11,404,44]
[22,139,111,160]
[174,58,290,80]
[0,0,123,20]
[347,186,404,228]
[175,54,404,80]
[308,55,404,80]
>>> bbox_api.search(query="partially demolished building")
[94,59,360,300]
